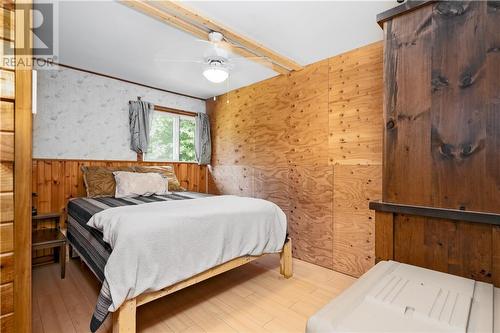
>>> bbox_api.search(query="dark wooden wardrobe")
[371,1,500,286]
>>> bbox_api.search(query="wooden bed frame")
[112,237,293,333]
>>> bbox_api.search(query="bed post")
[112,298,136,333]
[280,237,293,278]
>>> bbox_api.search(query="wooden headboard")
[31,158,207,264]
[32,159,208,218]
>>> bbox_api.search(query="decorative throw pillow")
[133,166,184,191]
[113,171,169,198]
[81,166,135,198]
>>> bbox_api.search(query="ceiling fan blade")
[194,38,245,51]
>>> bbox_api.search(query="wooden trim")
[493,226,500,287]
[113,238,293,332]
[14,0,32,331]
[34,58,205,101]
[32,157,200,164]
[154,105,197,117]
[156,1,302,71]
[122,0,207,38]
[369,201,500,226]
[376,1,435,27]
[374,211,394,263]
[120,1,295,74]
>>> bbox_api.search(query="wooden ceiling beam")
[121,0,293,75]
[155,1,303,72]
[121,1,208,40]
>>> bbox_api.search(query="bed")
[66,191,292,333]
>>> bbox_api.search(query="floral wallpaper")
[33,65,206,160]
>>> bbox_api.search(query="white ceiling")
[36,0,397,100]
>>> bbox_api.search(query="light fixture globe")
[203,59,229,83]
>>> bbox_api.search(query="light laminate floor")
[33,255,356,333]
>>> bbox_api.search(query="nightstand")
[32,212,66,279]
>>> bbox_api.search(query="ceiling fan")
[155,31,269,84]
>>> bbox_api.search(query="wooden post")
[375,211,394,263]
[112,298,136,333]
[280,237,293,278]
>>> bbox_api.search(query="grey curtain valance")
[129,100,154,153]
[195,113,212,165]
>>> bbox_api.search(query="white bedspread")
[87,195,287,312]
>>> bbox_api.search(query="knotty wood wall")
[32,159,208,263]
[207,42,383,277]
[32,159,208,220]
[376,1,500,286]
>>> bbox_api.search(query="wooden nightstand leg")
[54,246,60,263]
[60,244,66,279]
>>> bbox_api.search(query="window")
[145,111,196,162]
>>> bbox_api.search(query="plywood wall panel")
[332,165,381,277]
[207,42,383,277]
[208,165,254,197]
[288,166,333,269]
[252,75,291,168]
[329,42,383,167]
[253,166,290,213]
[286,60,329,167]
[208,88,258,167]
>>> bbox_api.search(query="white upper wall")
[33,65,205,160]
[35,0,397,99]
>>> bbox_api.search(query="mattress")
[66,191,213,282]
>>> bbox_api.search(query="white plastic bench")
[307,261,499,333]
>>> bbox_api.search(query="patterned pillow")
[133,166,184,191]
[81,166,135,198]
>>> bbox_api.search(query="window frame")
[142,110,197,163]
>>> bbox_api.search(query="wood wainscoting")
[207,41,384,278]
[32,159,208,263]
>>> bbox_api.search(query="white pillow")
[113,171,169,198]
